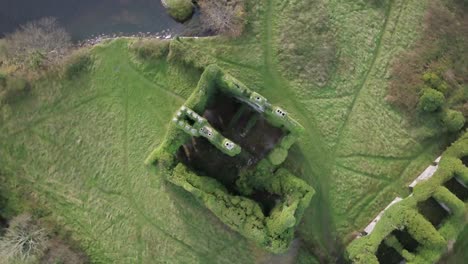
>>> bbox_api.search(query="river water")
[0,0,186,41]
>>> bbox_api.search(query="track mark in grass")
[335,163,392,182]
[136,224,143,264]
[338,153,414,161]
[5,91,114,139]
[30,127,60,147]
[124,53,187,102]
[299,94,354,101]
[129,196,208,262]
[334,0,395,150]
[212,55,261,71]
[261,0,339,255]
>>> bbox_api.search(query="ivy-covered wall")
[145,65,315,253]
[347,131,468,263]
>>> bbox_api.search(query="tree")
[442,109,465,132]
[418,88,445,112]
[4,17,71,68]
[198,0,246,36]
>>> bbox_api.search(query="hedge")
[168,162,314,253]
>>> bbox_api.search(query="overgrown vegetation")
[146,65,312,253]
[198,0,246,37]
[162,0,246,37]
[387,0,468,133]
[0,75,29,106]
[0,214,48,263]
[2,17,71,70]
[63,50,93,80]
[163,0,194,22]
[347,131,468,263]
[129,39,170,61]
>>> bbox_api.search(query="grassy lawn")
[1,0,462,262]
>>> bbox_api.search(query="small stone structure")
[408,156,441,190]
[173,105,241,156]
[362,197,403,236]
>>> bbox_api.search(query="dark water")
[0,0,184,40]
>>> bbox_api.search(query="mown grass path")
[261,0,337,256]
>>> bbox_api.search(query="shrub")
[442,109,465,132]
[423,72,442,88]
[267,148,288,165]
[418,88,445,112]
[198,0,246,37]
[388,1,468,114]
[0,214,48,263]
[4,17,71,68]
[64,51,93,80]
[423,72,449,94]
[0,72,6,87]
[163,0,194,22]
[130,39,170,60]
[0,76,30,104]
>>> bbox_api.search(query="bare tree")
[0,214,48,263]
[198,0,246,37]
[4,17,71,68]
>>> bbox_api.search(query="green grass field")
[0,0,464,262]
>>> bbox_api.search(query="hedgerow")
[346,131,468,263]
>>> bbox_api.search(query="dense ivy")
[347,131,468,263]
[146,65,314,253]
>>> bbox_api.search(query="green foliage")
[346,132,468,263]
[0,76,29,104]
[0,72,6,87]
[267,147,288,165]
[388,0,468,116]
[167,162,314,254]
[28,50,45,70]
[64,51,93,80]
[163,0,194,22]
[130,39,170,61]
[441,109,465,132]
[418,88,445,112]
[147,64,312,254]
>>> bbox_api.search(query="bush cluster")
[3,17,71,69]
[130,39,170,61]
[64,51,93,80]
[387,0,468,132]
[163,0,194,22]
[0,75,30,105]
[418,88,444,112]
